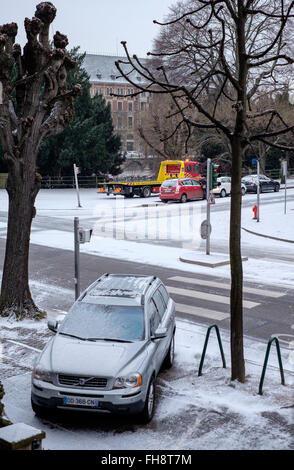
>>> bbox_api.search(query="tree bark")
[0,155,42,319]
[230,135,245,383]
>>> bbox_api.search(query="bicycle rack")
[198,324,226,376]
[258,337,285,395]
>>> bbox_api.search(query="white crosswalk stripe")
[168,276,285,298]
[166,286,259,309]
[175,303,229,321]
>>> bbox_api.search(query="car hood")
[46,334,147,377]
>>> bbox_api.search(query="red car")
[160,178,204,203]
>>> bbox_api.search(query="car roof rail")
[85,274,157,301]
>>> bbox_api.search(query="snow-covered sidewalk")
[1,313,293,450]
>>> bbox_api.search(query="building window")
[140,102,146,111]
[128,116,133,129]
[117,116,122,129]
[127,134,134,140]
[128,102,133,112]
[127,141,134,151]
[106,88,113,96]
[117,101,123,111]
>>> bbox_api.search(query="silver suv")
[31,274,176,423]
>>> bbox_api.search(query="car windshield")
[59,303,145,342]
[162,179,178,187]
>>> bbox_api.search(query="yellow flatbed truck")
[98,160,203,198]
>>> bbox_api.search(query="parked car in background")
[241,175,280,193]
[31,274,176,423]
[212,176,247,198]
[160,178,204,203]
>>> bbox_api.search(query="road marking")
[168,276,285,298]
[166,286,259,309]
[175,303,229,321]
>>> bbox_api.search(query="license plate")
[63,396,99,408]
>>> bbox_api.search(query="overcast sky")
[1,0,175,57]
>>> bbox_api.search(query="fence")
[10,167,294,190]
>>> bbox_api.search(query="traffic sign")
[200,220,212,239]
[208,191,215,205]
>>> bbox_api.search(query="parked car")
[31,274,176,423]
[160,178,204,203]
[241,175,280,193]
[212,176,247,197]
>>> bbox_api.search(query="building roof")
[83,54,148,86]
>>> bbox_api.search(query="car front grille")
[58,374,108,389]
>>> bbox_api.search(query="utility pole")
[206,158,211,255]
[74,217,80,300]
[283,160,287,215]
[256,159,260,222]
[73,163,82,208]
[74,218,93,300]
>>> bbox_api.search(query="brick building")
[83,54,151,154]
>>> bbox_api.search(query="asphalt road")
[0,237,293,348]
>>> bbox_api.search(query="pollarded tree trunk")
[0,157,42,318]
[0,3,81,319]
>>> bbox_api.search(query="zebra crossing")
[166,275,287,322]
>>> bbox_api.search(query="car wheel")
[142,186,151,198]
[274,184,279,192]
[163,334,175,369]
[220,189,226,198]
[180,193,187,203]
[241,187,246,196]
[138,377,156,424]
[162,199,168,203]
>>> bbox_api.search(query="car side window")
[158,285,169,307]
[152,289,166,319]
[149,299,161,336]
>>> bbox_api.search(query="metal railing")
[38,167,294,189]
[258,337,285,395]
[198,324,226,376]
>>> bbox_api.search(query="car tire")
[274,184,280,192]
[220,189,226,198]
[163,334,175,369]
[180,193,187,203]
[241,187,246,196]
[142,186,151,198]
[138,376,156,424]
[162,199,168,203]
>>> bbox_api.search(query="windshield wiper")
[86,337,134,343]
[58,332,88,341]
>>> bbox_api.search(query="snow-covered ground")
[1,310,293,450]
[0,188,294,450]
[1,188,293,287]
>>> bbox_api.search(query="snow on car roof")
[86,274,155,299]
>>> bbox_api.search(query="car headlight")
[113,373,142,389]
[33,367,53,384]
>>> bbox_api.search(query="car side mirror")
[152,327,167,340]
[47,320,58,333]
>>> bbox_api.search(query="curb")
[241,227,294,244]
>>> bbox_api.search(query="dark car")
[160,178,204,203]
[241,175,280,193]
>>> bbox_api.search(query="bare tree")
[115,0,294,382]
[0,2,81,319]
